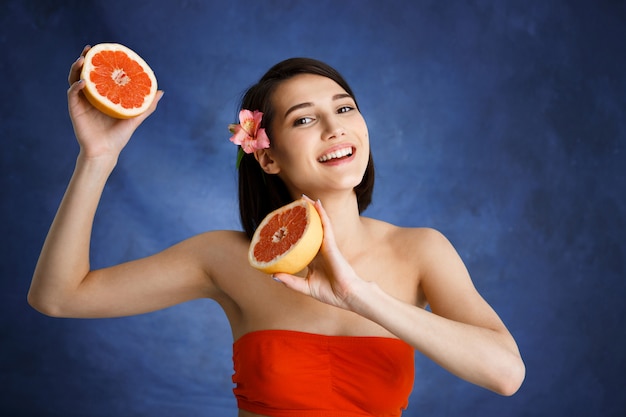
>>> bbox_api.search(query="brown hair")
[236,57,375,239]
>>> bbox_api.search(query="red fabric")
[232,329,414,417]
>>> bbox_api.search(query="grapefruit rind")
[80,43,158,119]
[248,199,323,275]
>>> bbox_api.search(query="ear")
[254,148,280,175]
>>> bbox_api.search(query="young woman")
[29,46,525,417]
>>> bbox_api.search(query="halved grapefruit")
[80,43,158,119]
[249,199,323,275]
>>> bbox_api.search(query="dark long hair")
[237,57,375,239]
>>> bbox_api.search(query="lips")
[318,146,354,162]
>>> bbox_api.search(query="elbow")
[27,289,66,318]
[493,357,526,396]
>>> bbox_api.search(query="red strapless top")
[232,329,415,417]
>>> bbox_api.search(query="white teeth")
[318,147,353,162]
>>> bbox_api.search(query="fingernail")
[271,274,282,283]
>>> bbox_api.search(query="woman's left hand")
[272,198,363,310]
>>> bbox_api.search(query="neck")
[305,190,365,252]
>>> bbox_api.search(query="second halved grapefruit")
[249,199,323,275]
[80,43,158,119]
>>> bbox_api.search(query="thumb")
[271,272,310,295]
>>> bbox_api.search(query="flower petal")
[252,110,263,128]
[241,136,257,154]
[229,128,249,146]
[238,109,254,125]
[239,110,256,134]
[255,128,270,149]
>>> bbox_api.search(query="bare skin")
[29,46,525,417]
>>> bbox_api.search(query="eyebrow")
[283,93,353,119]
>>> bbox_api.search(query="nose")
[322,116,345,141]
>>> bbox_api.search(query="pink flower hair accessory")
[229,109,270,154]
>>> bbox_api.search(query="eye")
[294,116,314,126]
[337,105,354,114]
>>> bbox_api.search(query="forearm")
[349,281,525,395]
[28,153,117,315]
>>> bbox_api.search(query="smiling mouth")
[318,147,354,162]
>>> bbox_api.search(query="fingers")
[67,78,85,95]
[300,195,337,252]
[301,195,326,227]
[67,78,87,112]
[68,45,90,86]
[147,90,165,115]
[67,56,83,86]
[312,199,338,252]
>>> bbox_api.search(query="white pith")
[111,68,131,86]
[318,147,353,162]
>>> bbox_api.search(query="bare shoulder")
[365,218,473,281]
[356,219,452,305]
[179,229,255,309]
[364,220,469,286]
[185,229,250,279]
[361,217,450,259]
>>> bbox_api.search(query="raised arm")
[28,47,213,318]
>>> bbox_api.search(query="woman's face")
[262,73,370,199]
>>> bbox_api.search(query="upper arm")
[418,228,508,333]
[38,231,236,318]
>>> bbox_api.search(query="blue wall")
[2,1,625,415]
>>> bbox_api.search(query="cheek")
[266,131,291,157]
[356,116,369,139]
[269,137,309,170]
[361,125,370,150]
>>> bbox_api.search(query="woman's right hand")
[67,45,163,162]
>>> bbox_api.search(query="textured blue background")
[2,1,625,416]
